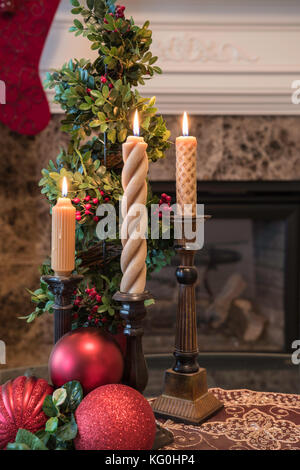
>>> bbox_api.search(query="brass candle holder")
[113,290,174,449]
[152,216,223,424]
[42,275,83,344]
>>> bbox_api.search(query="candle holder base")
[42,275,83,344]
[152,368,223,425]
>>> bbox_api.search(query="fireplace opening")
[145,181,300,355]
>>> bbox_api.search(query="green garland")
[23,0,175,334]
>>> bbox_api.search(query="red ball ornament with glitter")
[0,376,53,449]
[49,328,124,395]
[75,384,156,450]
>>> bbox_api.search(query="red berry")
[88,315,93,321]
[166,195,171,203]
[159,199,163,205]
[161,193,167,199]
[89,290,97,298]
[85,203,92,210]
[100,190,105,196]
[94,318,99,325]
[109,83,114,89]
[104,197,110,202]
[85,288,91,294]
[74,298,81,307]
[95,294,102,303]
[76,211,81,216]
[114,29,118,33]
[93,216,100,222]
[76,215,82,221]
[92,198,99,205]
[72,197,80,204]
[84,195,91,202]
[104,18,108,24]
[86,88,91,95]
[101,76,107,84]
[92,305,99,313]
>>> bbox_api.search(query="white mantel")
[40,0,300,115]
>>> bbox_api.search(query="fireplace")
[145,181,300,355]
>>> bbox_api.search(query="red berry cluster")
[115,4,125,18]
[73,286,108,327]
[154,193,172,219]
[85,287,103,325]
[100,74,114,89]
[73,195,100,222]
[73,192,110,222]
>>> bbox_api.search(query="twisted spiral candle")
[120,125,148,294]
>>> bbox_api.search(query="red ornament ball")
[75,384,156,450]
[0,376,53,449]
[49,327,124,395]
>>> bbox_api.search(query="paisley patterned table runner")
[156,388,300,450]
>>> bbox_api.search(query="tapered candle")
[51,177,75,277]
[120,110,148,293]
[176,112,197,216]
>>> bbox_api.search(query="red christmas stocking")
[0,1,60,135]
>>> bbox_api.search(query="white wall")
[40,0,300,114]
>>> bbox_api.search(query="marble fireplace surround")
[41,0,300,115]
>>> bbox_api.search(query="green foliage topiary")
[24,0,174,334]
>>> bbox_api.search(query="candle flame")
[133,110,139,136]
[62,177,68,197]
[182,111,189,137]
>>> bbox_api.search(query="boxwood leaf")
[43,395,58,417]
[56,414,77,441]
[62,381,83,412]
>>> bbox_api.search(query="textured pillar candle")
[176,112,197,216]
[120,111,148,294]
[51,177,75,277]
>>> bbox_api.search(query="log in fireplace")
[145,181,300,355]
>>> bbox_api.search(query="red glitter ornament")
[0,376,53,449]
[75,384,156,450]
[49,327,124,395]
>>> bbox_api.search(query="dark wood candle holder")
[152,216,223,424]
[42,275,83,344]
[113,290,174,449]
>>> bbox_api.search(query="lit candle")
[176,112,197,216]
[51,177,76,277]
[120,110,148,293]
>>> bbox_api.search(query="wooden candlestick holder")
[152,216,223,424]
[42,275,83,344]
[113,290,174,449]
